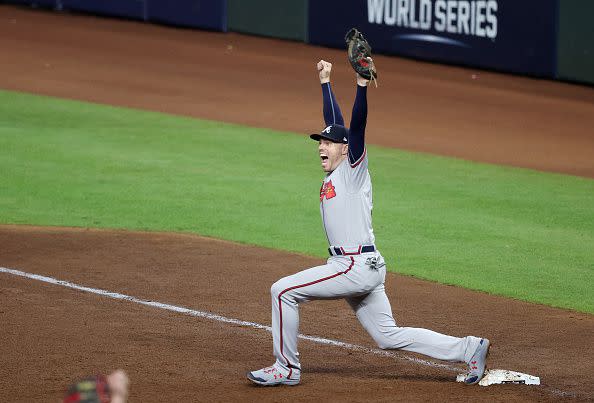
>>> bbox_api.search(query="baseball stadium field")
[0,5,593,402]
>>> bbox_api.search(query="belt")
[328,245,376,256]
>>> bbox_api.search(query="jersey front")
[319,151,375,248]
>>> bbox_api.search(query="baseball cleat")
[464,338,491,385]
[247,364,300,386]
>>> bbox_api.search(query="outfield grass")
[1,90,593,313]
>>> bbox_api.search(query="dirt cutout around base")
[1,226,593,401]
[0,5,594,177]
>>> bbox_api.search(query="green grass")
[1,89,593,313]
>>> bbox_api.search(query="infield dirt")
[0,5,593,402]
[2,226,594,402]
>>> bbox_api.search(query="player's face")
[318,139,348,172]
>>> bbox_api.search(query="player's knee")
[270,280,284,298]
[271,278,297,304]
[375,337,393,350]
[372,327,411,350]
[370,330,396,350]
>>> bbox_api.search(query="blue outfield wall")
[147,0,226,31]
[4,0,227,31]
[61,0,148,21]
[7,0,57,7]
[308,0,558,78]
[5,0,593,84]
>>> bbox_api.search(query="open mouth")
[320,154,328,162]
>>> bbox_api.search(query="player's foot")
[464,338,490,385]
[247,363,300,386]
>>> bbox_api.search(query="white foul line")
[3,267,566,396]
[0,266,460,372]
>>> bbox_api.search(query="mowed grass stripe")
[1,90,593,313]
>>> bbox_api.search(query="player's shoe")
[247,363,300,386]
[464,338,491,385]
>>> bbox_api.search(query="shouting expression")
[318,138,348,173]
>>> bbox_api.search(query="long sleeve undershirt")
[321,82,367,165]
[322,82,344,126]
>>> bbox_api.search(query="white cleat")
[464,338,491,385]
[247,364,300,386]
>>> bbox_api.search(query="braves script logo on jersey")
[320,180,336,201]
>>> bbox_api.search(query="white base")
[456,369,540,386]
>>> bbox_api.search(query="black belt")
[328,245,376,256]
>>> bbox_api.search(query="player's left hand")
[356,58,374,87]
[345,28,378,87]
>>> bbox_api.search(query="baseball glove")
[345,28,377,86]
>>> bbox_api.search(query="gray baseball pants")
[270,251,480,372]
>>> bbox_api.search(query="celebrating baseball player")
[247,36,490,387]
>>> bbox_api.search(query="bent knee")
[375,337,393,350]
[270,278,289,298]
[373,330,413,350]
[370,328,404,350]
[271,277,300,305]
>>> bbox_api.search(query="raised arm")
[348,73,370,165]
[318,60,344,126]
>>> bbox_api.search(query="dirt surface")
[1,5,594,402]
[1,226,593,402]
[1,5,594,177]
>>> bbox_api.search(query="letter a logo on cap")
[323,126,332,134]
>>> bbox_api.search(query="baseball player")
[247,60,490,386]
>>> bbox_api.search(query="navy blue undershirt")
[321,82,367,165]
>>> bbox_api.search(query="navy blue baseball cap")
[310,124,349,144]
